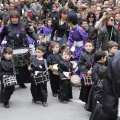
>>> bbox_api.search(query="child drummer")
[47,42,62,97]
[28,46,48,107]
[58,50,74,104]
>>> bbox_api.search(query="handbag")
[2,59,17,88]
[34,59,50,85]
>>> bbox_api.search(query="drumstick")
[43,67,50,74]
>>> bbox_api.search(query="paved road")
[0,83,90,120]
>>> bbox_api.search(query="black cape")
[58,60,73,100]
[98,50,120,120]
[0,60,15,103]
[30,57,48,102]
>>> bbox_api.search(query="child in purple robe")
[37,21,44,35]
[67,14,88,60]
[43,18,52,38]
[67,14,88,78]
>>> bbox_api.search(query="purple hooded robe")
[67,25,88,78]
[67,25,88,60]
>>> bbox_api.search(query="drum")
[2,74,17,88]
[52,64,59,75]
[83,73,92,86]
[13,48,31,67]
[70,75,81,85]
[34,71,50,85]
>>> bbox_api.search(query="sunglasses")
[89,16,94,18]
[63,12,67,15]
[110,19,114,21]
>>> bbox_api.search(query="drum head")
[52,64,58,70]
[13,48,29,55]
[71,75,81,85]
[52,64,58,75]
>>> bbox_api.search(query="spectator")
[97,14,120,51]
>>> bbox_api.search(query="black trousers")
[58,79,72,100]
[1,83,15,103]
[49,71,60,94]
[30,80,48,102]
[16,65,30,85]
[79,79,92,103]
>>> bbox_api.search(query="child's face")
[40,10,44,14]
[65,46,70,51]
[62,52,71,61]
[84,43,94,53]
[28,22,33,26]
[38,24,43,28]
[24,12,28,17]
[35,16,39,20]
[109,46,118,55]
[52,6,57,11]
[47,20,52,27]
[36,49,44,58]
[29,26,34,31]
[67,22,72,28]
[52,45,59,54]
[37,10,40,14]
[4,53,12,60]
[81,22,88,30]
[39,35,45,42]
[101,56,107,63]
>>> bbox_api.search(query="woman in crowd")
[97,14,120,51]
[51,8,68,45]
[0,10,40,88]
[86,12,96,38]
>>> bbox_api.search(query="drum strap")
[11,58,16,75]
[43,59,48,70]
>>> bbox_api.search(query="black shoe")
[84,104,87,110]
[52,93,57,97]
[32,99,36,103]
[4,102,10,108]
[62,100,68,104]
[67,99,70,101]
[42,102,48,107]
[19,84,27,88]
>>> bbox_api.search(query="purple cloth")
[43,26,52,36]
[0,27,6,40]
[67,25,88,59]
[37,27,43,35]
[27,36,34,44]
[71,57,84,79]
[0,27,3,32]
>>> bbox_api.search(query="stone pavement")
[0,83,90,120]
